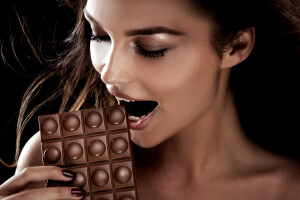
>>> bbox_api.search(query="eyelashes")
[90,34,110,43]
[133,43,167,58]
[90,33,168,58]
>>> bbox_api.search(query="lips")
[127,105,158,130]
[107,89,158,130]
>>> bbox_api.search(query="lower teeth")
[128,114,147,122]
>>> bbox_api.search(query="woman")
[1,0,300,199]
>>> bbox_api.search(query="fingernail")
[62,169,76,178]
[71,188,86,197]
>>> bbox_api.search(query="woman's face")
[85,0,222,147]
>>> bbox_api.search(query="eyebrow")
[125,27,184,36]
[84,9,184,37]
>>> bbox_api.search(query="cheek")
[90,42,111,72]
[141,45,220,104]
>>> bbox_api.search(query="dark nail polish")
[71,188,86,197]
[62,169,76,178]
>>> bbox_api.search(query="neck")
[157,90,242,178]
[135,69,272,184]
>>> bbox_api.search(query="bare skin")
[2,0,300,199]
[0,164,85,199]
[10,99,300,199]
[11,74,300,199]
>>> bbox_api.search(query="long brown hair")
[1,0,299,167]
[1,0,115,167]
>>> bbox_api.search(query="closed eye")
[134,43,168,58]
[90,34,111,42]
[90,33,168,59]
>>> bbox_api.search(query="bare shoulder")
[16,132,43,174]
[274,157,300,198]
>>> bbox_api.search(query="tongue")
[122,101,158,118]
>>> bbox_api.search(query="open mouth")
[117,98,158,122]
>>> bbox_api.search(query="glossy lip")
[128,105,158,130]
[107,88,159,130]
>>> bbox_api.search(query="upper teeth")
[116,97,135,102]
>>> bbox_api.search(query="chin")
[130,129,163,148]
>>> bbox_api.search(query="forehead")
[84,0,204,30]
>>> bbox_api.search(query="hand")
[0,166,86,200]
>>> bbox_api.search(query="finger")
[0,166,75,196]
[3,187,86,200]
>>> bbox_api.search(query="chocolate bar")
[39,105,138,200]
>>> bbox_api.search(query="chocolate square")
[89,164,113,192]
[111,161,135,189]
[108,132,131,160]
[61,110,84,137]
[42,141,64,166]
[39,114,61,141]
[105,106,128,132]
[86,135,109,163]
[63,138,87,165]
[68,166,90,192]
[83,108,106,135]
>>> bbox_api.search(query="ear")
[220,27,255,69]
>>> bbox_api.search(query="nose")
[99,45,134,86]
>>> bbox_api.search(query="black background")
[0,0,74,184]
[1,0,300,188]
